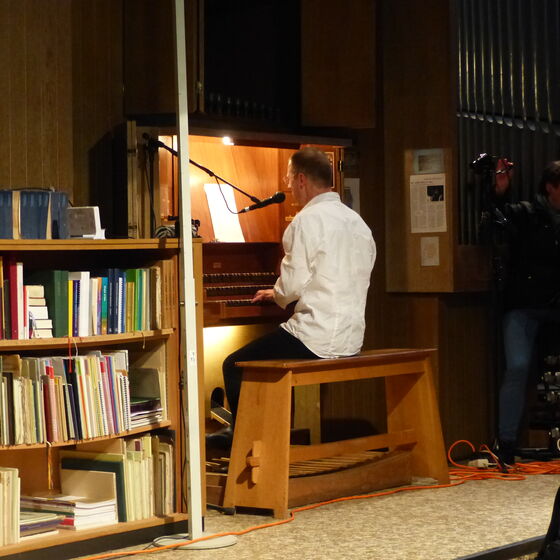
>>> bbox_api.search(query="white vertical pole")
[173,0,203,539]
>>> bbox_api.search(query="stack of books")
[19,511,62,539]
[62,433,175,522]
[128,367,166,429]
[21,469,117,531]
[26,284,53,339]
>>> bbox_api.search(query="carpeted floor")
[71,473,560,560]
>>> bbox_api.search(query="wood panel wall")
[71,1,126,235]
[0,1,73,193]
[0,0,125,232]
[301,0,376,129]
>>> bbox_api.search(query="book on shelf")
[150,266,162,330]
[0,466,21,546]
[0,190,68,240]
[11,191,20,240]
[49,191,69,240]
[73,432,175,522]
[25,285,44,299]
[19,511,62,539]
[67,206,104,239]
[28,305,49,321]
[19,190,50,240]
[59,451,128,522]
[0,349,134,445]
[0,190,13,239]
[68,271,91,337]
[21,469,117,531]
[151,432,175,516]
[129,367,166,427]
[25,269,69,338]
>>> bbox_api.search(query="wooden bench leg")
[385,357,449,484]
[223,368,293,518]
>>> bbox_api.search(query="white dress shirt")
[274,191,376,358]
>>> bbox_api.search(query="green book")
[26,270,69,338]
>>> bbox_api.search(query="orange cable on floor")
[75,439,560,560]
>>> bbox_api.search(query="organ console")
[202,241,291,327]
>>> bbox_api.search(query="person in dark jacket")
[494,160,560,464]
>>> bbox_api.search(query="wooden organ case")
[156,132,346,416]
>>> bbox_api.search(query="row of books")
[0,257,163,339]
[0,189,69,240]
[21,433,175,528]
[0,432,174,542]
[0,466,20,545]
[0,351,166,446]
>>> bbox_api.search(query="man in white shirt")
[207,147,376,449]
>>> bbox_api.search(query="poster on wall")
[409,173,447,233]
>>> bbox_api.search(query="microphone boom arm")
[142,133,261,204]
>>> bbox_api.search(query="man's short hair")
[290,147,333,187]
[539,161,560,194]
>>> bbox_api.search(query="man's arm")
[273,219,313,310]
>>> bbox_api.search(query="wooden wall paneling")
[71,0,125,235]
[0,3,12,185]
[0,1,73,192]
[55,1,74,196]
[123,0,179,117]
[382,0,457,293]
[25,0,45,186]
[301,0,375,128]
[438,294,495,449]
[7,2,28,186]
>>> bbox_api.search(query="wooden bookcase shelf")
[0,513,190,558]
[0,329,174,350]
[0,239,180,252]
[0,421,173,451]
[0,238,203,560]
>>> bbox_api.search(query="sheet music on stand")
[204,183,245,242]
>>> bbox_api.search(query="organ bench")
[222,348,450,518]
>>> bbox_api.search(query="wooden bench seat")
[222,348,449,518]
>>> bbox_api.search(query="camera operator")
[493,159,560,465]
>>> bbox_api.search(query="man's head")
[539,161,560,210]
[286,147,333,206]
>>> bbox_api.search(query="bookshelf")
[0,238,203,559]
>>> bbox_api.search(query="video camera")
[470,153,498,175]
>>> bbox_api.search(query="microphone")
[238,191,286,213]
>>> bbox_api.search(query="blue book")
[50,191,69,239]
[20,190,50,239]
[72,280,79,337]
[0,191,13,239]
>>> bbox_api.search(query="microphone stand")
[143,134,262,205]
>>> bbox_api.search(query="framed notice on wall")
[409,173,447,233]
